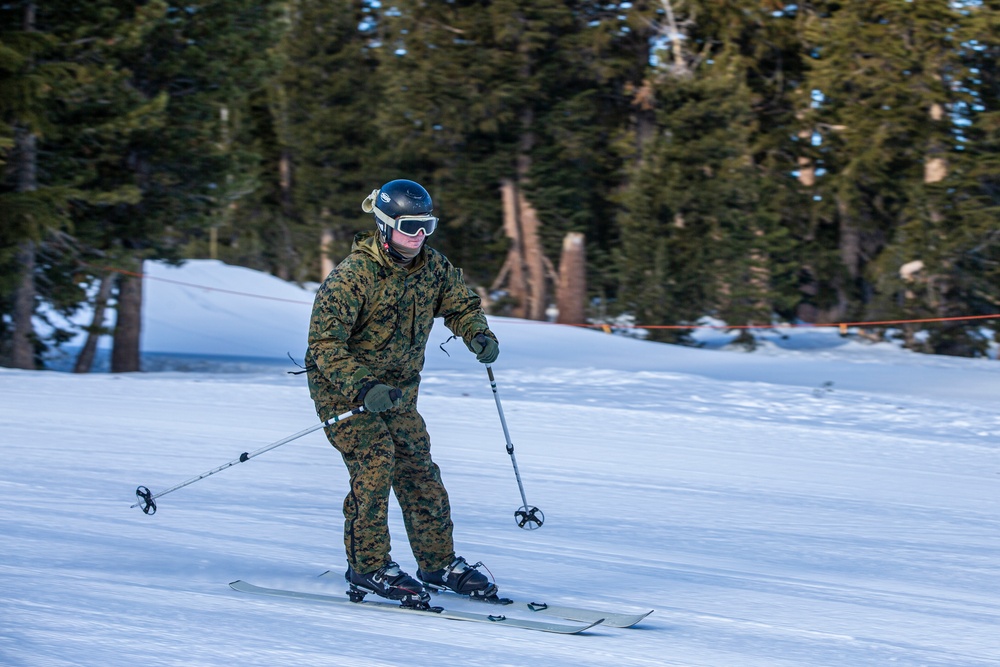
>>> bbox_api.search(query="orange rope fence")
[571,313,1000,332]
[92,264,1000,332]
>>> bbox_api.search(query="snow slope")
[3,259,1000,666]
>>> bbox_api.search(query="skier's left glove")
[362,383,402,413]
[470,333,499,364]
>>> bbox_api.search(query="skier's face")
[393,230,425,251]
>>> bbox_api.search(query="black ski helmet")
[362,179,437,260]
[373,179,432,218]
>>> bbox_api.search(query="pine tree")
[798,2,953,321]
[617,1,803,344]
[2,1,283,370]
[0,1,117,369]
[911,0,1000,355]
[956,1,1000,346]
[521,3,654,318]
[38,1,164,371]
[80,0,283,370]
[801,0,995,355]
[617,52,769,343]
[365,0,513,280]
[263,0,382,280]
[366,1,649,319]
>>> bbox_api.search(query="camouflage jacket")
[306,231,494,405]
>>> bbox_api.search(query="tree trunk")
[9,241,37,369]
[495,179,528,318]
[111,262,143,373]
[490,111,552,321]
[660,0,689,77]
[493,178,552,320]
[838,196,860,280]
[630,79,657,164]
[320,225,335,279]
[517,188,548,321]
[74,272,116,373]
[831,195,859,322]
[513,112,549,321]
[7,4,39,369]
[8,115,39,369]
[274,148,296,280]
[556,232,586,325]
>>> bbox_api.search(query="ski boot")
[345,561,432,609]
[417,557,509,603]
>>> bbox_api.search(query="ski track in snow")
[3,368,999,667]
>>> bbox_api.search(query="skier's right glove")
[470,333,500,364]
[362,384,402,413]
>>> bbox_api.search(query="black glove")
[470,333,499,364]
[363,384,402,413]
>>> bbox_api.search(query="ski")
[229,580,603,635]
[429,588,653,628]
[317,570,652,628]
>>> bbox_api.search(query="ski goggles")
[372,205,438,237]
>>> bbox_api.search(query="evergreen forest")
[2,0,999,371]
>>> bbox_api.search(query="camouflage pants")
[321,403,456,575]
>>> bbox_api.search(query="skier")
[305,179,501,608]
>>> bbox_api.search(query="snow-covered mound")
[5,259,999,666]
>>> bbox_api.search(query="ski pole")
[131,404,367,515]
[485,363,544,530]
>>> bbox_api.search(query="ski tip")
[230,579,265,595]
[545,617,606,634]
[601,610,654,628]
[623,610,655,628]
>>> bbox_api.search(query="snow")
[4,259,1000,666]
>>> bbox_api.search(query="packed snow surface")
[3,259,1000,666]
